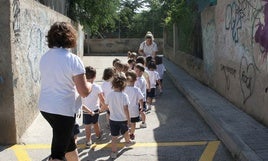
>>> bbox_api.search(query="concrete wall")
[0,0,83,144]
[85,38,163,55]
[164,0,268,125]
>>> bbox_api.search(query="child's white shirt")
[82,83,103,111]
[156,64,166,79]
[101,80,113,99]
[105,91,130,121]
[124,86,144,117]
[147,70,160,88]
[135,76,147,101]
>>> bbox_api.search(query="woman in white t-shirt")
[39,22,92,161]
[138,31,158,59]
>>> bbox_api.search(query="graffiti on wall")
[220,64,237,90]
[27,25,46,83]
[254,1,268,64]
[239,56,256,103]
[12,0,20,42]
[225,1,244,43]
[222,0,268,104]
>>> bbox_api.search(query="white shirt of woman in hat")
[138,31,158,59]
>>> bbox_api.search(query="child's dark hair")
[127,51,137,60]
[147,60,157,70]
[112,72,127,91]
[102,67,114,81]
[135,63,145,72]
[155,56,163,65]
[85,66,96,79]
[136,56,145,65]
[112,58,121,66]
[127,58,135,65]
[146,56,153,65]
[126,70,137,82]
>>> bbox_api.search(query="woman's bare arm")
[73,73,92,98]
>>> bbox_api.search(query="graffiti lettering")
[225,2,243,43]
[220,64,236,90]
[12,0,20,40]
[27,26,45,82]
[254,1,268,63]
[239,56,256,104]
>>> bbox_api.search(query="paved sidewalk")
[164,58,268,161]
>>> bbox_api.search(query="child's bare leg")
[85,124,92,142]
[123,130,130,143]
[130,123,136,135]
[93,123,101,137]
[140,111,146,123]
[111,136,118,152]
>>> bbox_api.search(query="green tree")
[68,0,120,34]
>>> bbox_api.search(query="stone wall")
[0,0,83,144]
[164,0,268,125]
[85,38,163,55]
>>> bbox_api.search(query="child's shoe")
[130,133,135,140]
[140,122,147,128]
[85,140,92,148]
[110,151,118,159]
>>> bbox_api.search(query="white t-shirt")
[82,83,103,111]
[124,86,144,118]
[105,91,130,121]
[39,48,85,117]
[101,80,113,99]
[139,41,158,57]
[147,70,160,88]
[134,76,147,101]
[156,64,166,79]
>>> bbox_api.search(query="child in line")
[155,56,165,95]
[125,70,144,140]
[136,56,151,104]
[146,61,162,110]
[82,66,106,147]
[114,61,125,73]
[104,72,133,159]
[127,59,136,70]
[134,63,147,128]
[101,67,115,128]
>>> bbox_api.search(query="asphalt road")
[0,56,235,161]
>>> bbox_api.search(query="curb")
[164,58,262,161]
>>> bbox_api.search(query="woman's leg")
[65,149,80,161]
[41,111,75,160]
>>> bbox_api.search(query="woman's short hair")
[47,22,77,48]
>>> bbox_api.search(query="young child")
[82,66,106,147]
[127,58,136,70]
[114,61,125,73]
[104,72,133,159]
[155,56,165,95]
[146,61,162,110]
[136,56,151,98]
[125,70,144,140]
[101,67,115,128]
[127,51,137,60]
[134,63,147,128]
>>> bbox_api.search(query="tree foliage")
[68,0,120,34]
